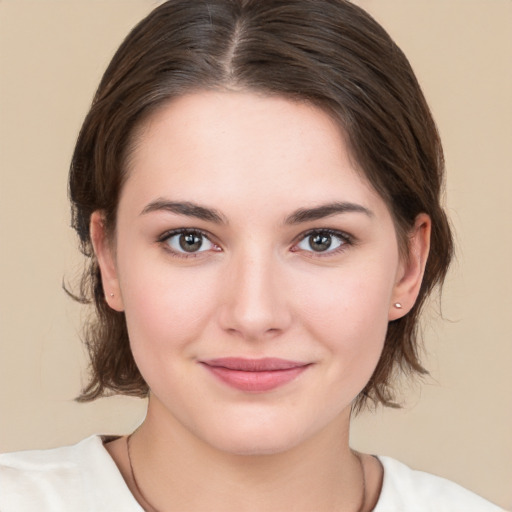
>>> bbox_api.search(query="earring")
[393,302,403,309]
[109,292,114,298]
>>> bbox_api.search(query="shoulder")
[374,455,504,512]
[0,435,142,512]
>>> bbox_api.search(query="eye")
[160,229,218,255]
[295,230,350,253]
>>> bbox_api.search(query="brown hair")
[69,0,453,410]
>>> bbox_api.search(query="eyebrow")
[284,202,373,224]
[140,199,372,225]
[140,200,227,224]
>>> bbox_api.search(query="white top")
[0,435,504,512]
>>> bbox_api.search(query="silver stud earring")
[394,302,403,309]
[109,293,114,298]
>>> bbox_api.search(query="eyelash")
[157,228,354,259]
[157,228,220,259]
[293,228,354,257]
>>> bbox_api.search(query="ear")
[90,211,124,312]
[388,213,431,320]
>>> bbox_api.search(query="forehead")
[122,91,388,220]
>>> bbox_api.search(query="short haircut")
[69,0,453,411]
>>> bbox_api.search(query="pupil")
[179,233,202,252]
[309,233,331,251]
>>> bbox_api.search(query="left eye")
[296,231,347,253]
[164,230,215,253]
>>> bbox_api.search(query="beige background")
[0,0,511,508]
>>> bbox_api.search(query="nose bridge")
[220,241,290,339]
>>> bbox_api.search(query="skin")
[92,91,430,511]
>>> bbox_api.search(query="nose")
[218,248,292,341]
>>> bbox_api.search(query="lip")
[200,358,311,392]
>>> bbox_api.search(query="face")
[93,91,428,455]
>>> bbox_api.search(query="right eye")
[160,229,219,256]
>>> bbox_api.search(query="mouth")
[199,358,311,392]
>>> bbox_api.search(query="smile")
[199,358,311,392]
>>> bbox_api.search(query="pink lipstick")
[200,358,310,392]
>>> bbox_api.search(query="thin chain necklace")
[127,434,160,512]
[126,434,368,512]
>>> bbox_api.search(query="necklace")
[126,434,368,512]
[127,434,160,512]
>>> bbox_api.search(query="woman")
[0,1,504,510]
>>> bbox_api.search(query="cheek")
[300,268,393,343]
[295,255,397,380]
[116,250,219,360]
[120,269,221,399]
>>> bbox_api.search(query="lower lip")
[201,364,309,392]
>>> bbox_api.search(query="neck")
[127,401,366,512]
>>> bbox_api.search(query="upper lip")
[200,358,310,372]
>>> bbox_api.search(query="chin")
[197,415,314,457]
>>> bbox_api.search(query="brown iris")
[309,233,332,252]
[179,232,203,252]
